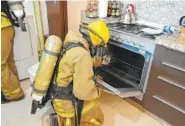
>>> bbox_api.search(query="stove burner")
[108,23,158,40]
[140,33,156,39]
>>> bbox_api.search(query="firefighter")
[32,20,110,125]
[1,1,26,103]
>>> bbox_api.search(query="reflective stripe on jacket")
[1,12,12,28]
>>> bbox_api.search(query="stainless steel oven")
[96,39,154,98]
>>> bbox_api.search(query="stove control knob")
[138,43,142,48]
[132,41,136,46]
[140,42,144,47]
[120,38,124,42]
[126,40,130,44]
[115,35,120,40]
[129,41,133,46]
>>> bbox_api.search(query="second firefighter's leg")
[1,63,24,100]
[1,26,24,100]
[7,37,19,79]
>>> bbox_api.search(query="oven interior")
[96,41,145,92]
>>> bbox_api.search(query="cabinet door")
[14,16,38,80]
[46,1,68,40]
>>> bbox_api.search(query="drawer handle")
[153,95,185,114]
[161,62,185,73]
[157,76,185,90]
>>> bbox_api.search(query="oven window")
[108,43,145,69]
[96,42,145,89]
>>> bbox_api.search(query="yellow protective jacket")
[53,31,102,122]
[1,12,12,28]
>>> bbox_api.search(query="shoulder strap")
[54,42,87,82]
[59,42,87,66]
[61,42,86,56]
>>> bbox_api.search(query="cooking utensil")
[141,28,163,35]
[122,10,131,24]
[179,16,185,27]
[177,16,185,44]
[129,4,136,24]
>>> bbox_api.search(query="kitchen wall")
[67,0,88,36]
[67,0,185,34]
[23,1,49,35]
[121,0,185,27]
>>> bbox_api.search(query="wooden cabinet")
[143,45,185,126]
[46,1,68,41]
[143,94,185,126]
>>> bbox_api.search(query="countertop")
[156,34,185,53]
[82,17,185,53]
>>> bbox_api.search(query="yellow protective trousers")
[1,26,24,100]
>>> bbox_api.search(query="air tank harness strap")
[51,83,74,100]
[43,48,60,57]
[51,83,84,126]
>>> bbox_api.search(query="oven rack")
[110,57,143,71]
[100,67,140,88]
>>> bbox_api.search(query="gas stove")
[108,23,158,54]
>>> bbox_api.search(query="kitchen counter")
[156,35,185,53]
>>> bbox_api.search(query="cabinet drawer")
[154,45,185,69]
[151,58,185,87]
[146,71,185,110]
[143,93,185,126]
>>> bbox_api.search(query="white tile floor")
[1,80,171,126]
[1,80,53,126]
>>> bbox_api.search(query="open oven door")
[95,67,143,98]
[95,41,146,98]
[97,78,143,98]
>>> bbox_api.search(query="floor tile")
[1,79,171,126]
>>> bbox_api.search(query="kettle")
[122,4,136,24]
[179,16,185,27]
[122,10,131,24]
